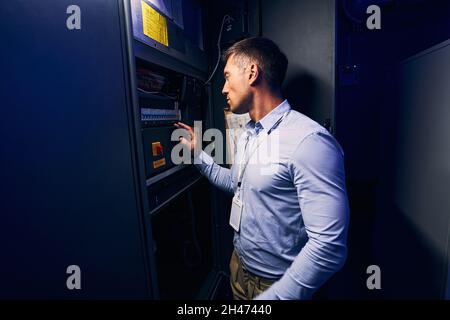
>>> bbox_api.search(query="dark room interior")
[1,0,449,301]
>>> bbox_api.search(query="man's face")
[222,55,251,114]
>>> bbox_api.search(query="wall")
[261,0,336,130]
[336,0,450,298]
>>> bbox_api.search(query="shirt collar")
[245,99,291,135]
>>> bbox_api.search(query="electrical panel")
[136,59,202,174]
[135,58,204,214]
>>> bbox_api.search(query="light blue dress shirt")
[195,100,349,300]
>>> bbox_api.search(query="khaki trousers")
[229,249,276,300]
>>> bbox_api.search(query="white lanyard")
[236,110,290,191]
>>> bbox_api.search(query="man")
[175,37,349,300]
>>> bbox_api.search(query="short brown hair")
[223,37,288,89]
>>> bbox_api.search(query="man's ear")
[248,63,260,86]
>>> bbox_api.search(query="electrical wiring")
[137,87,178,99]
[204,14,234,86]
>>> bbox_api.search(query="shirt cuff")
[254,288,278,300]
[193,150,214,166]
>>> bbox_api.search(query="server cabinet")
[0,0,153,298]
[0,0,222,300]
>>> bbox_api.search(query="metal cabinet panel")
[0,0,151,298]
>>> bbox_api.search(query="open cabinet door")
[0,0,152,298]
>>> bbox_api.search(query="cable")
[137,87,178,100]
[204,14,234,86]
[137,87,159,95]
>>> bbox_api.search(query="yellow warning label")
[141,0,169,46]
[153,158,166,169]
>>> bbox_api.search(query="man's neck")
[248,90,284,123]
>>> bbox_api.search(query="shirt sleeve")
[194,151,235,195]
[255,131,350,300]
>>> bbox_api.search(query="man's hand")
[174,122,199,158]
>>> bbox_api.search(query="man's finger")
[178,136,191,147]
[175,122,194,134]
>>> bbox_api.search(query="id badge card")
[229,195,243,232]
